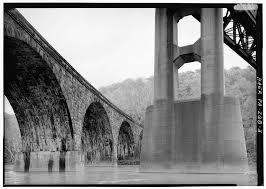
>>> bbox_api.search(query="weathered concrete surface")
[201,8,224,99]
[141,97,248,173]
[149,8,175,169]
[4,9,143,172]
[154,8,175,102]
[200,8,225,172]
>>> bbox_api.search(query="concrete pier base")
[140,99,174,171]
[14,151,84,172]
[140,96,248,175]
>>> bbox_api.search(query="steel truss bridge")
[191,4,259,69]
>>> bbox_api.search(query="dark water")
[4,164,257,185]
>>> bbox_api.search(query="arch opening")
[4,96,22,164]
[117,121,135,165]
[4,36,74,155]
[81,102,113,164]
[177,15,200,47]
[177,62,201,101]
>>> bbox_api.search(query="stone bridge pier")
[4,9,143,172]
[140,7,248,177]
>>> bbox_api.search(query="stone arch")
[81,101,113,164]
[117,121,135,164]
[4,36,74,156]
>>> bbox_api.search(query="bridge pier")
[14,151,84,172]
[200,8,225,170]
[142,8,175,169]
[140,7,248,180]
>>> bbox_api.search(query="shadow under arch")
[81,101,113,164]
[117,121,135,165]
[139,130,143,154]
[4,36,74,170]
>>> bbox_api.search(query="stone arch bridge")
[4,9,143,172]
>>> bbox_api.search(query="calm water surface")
[4,164,257,185]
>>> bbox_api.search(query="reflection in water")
[4,164,257,185]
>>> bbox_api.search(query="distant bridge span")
[4,9,143,171]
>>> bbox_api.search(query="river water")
[4,164,257,186]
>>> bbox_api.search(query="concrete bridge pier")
[200,8,225,171]
[140,8,175,171]
[141,7,248,179]
[200,8,248,173]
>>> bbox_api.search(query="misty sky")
[4,8,250,114]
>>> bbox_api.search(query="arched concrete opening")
[178,63,201,100]
[177,15,200,47]
[81,102,113,164]
[174,15,201,101]
[4,36,74,171]
[117,121,135,164]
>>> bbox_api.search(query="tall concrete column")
[154,8,174,102]
[149,8,175,168]
[173,16,179,101]
[201,8,224,101]
[200,8,225,170]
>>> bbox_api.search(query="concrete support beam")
[173,7,200,21]
[174,39,201,69]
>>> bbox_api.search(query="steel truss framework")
[223,7,257,69]
[190,6,257,69]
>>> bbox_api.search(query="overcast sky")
[5,8,250,114]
